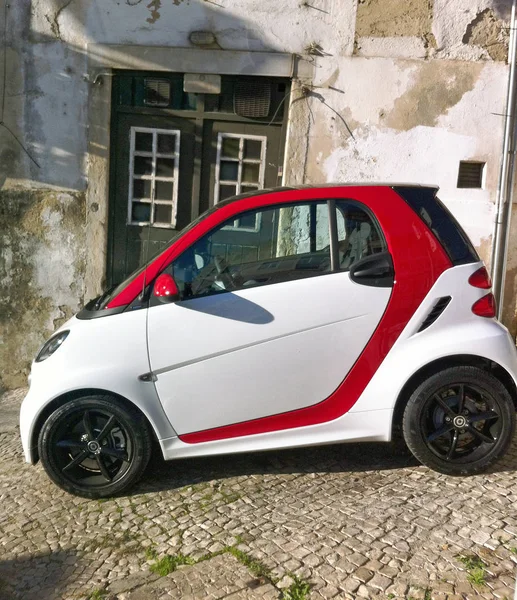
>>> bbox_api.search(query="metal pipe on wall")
[492,0,517,319]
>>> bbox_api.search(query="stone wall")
[0,0,515,387]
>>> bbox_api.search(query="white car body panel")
[153,262,517,461]
[19,311,175,463]
[147,273,391,433]
[352,262,517,413]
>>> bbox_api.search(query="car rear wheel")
[38,395,152,498]
[402,366,515,475]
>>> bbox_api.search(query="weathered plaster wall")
[0,0,89,390]
[355,0,511,61]
[0,190,85,390]
[355,0,435,59]
[433,0,511,61]
[0,0,515,387]
[287,58,506,262]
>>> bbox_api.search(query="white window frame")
[128,126,181,229]
[214,133,267,232]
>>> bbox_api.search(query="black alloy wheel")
[403,366,515,475]
[39,396,152,498]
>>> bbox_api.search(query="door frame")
[85,45,313,302]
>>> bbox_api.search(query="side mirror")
[153,273,179,303]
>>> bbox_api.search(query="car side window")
[171,202,332,299]
[335,201,386,270]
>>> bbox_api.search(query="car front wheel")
[402,366,515,475]
[38,395,152,498]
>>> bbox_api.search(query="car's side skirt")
[160,409,394,460]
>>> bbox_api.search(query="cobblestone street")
[1,388,516,600]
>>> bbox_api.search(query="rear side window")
[394,186,479,266]
[336,201,387,269]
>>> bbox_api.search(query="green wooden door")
[108,114,195,285]
[107,73,289,286]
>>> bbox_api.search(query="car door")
[146,199,392,436]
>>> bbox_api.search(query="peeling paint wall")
[290,57,505,254]
[0,190,85,390]
[463,8,509,61]
[356,0,433,38]
[0,0,515,387]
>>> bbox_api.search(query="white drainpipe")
[492,0,517,319]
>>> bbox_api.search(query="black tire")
[38,395,152,498]
[402,366,515,475]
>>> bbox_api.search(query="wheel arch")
[391,354,517,440]
[30,388,160,463]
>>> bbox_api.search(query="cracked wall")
[0,190,85,390]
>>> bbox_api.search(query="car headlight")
[35,330,70,363]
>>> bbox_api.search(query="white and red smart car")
[20,185,517,498]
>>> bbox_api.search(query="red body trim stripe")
[107,186,452,443]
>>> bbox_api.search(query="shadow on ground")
[134,440,420,495]
[134,431,517,496]
[0,549,80,600]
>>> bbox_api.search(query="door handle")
[349,252,394,288]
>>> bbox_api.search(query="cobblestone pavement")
[1,388,516,600]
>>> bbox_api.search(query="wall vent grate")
[234,80,271,118]
[457,161,485,189]
[144,79,171,107]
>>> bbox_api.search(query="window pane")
[219,185,236,200]
[144,79,171,106]
[134,156,153,176]
[157,134,176,154]
[242,163,260,183]
[220,161,238,181]
[135,132,152,152]
[156,158,176,178]
[336,201,386,269]
[221,137,240,158]
[155,180,174,201]
[173,203,332,301]
[315,203,330,250]
[242,245,259,263]
[276,204,330,257]
[227,244,243,264]
[131,202,151,222]
[154,204,172,225]
[244,139,262,160]
[238,212,258,230]
[241,186,259,194]
[133,179,152,199]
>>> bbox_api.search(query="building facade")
[0,0,514,389]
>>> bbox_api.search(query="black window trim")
[328,199,340,271]
[393,185,480,266]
